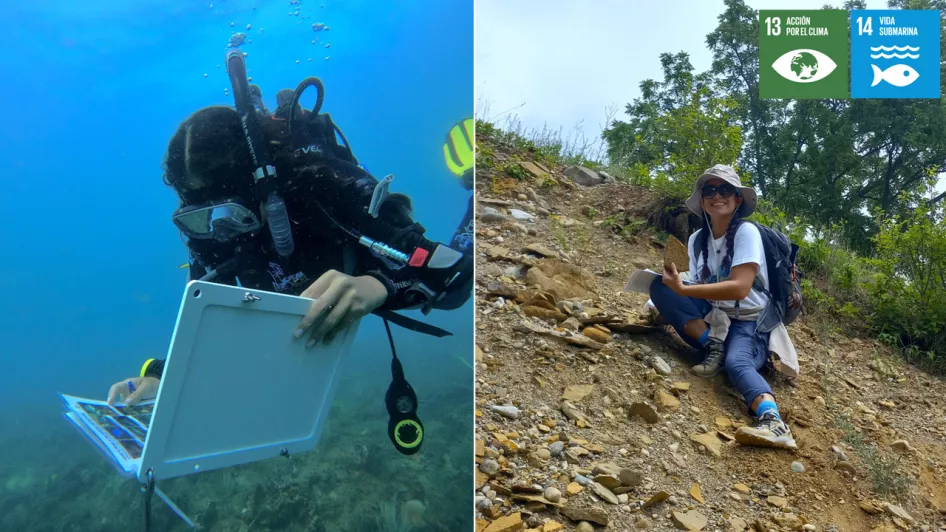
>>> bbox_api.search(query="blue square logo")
[851,10,941,99]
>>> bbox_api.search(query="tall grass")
[474,97,615,166]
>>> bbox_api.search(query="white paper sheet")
[623,269,661,294]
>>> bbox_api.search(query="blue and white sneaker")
[735,411,797,450]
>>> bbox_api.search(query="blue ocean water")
[0,1,472,530]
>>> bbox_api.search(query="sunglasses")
[701,183,738,199]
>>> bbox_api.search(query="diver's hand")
[295,270,388,348]
[107,377,159,406]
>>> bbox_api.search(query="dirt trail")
[473,137,946,532]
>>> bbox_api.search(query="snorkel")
[226,49,295,258]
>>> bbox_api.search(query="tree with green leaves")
[603,52,743,201]
[605,0,946,253]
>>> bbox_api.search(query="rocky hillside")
[472,133,946,532]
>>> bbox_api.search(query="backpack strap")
[748,221,789,302]
[752,275,770,297]
[695,220,770,312]
[693,227,708,283]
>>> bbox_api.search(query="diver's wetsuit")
[142,127,473,379]
[450,195,474,254]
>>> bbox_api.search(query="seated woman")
[649,164,798,450]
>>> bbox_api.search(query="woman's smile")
[702,178,741,216]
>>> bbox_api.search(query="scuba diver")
[106,49,473,458]
[443,117,474,254]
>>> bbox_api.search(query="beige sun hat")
[685,164,757,217]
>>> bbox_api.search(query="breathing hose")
[287,76,359,166]
[226,49,295,258]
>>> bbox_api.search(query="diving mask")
[172,200,262,242]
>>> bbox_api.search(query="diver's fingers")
[307,290,354,348]
[296,276,346,338]
[299,269,340,300]
[124,385,150,407]
[322,316,356,346]
[106,381,127,406]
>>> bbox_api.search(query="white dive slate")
[137,280,359,483]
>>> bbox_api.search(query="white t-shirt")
[687,223,769,309]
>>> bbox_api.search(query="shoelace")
[756,411,782,426]
[704,342,724,365]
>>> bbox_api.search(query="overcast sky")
[475,0,889,149]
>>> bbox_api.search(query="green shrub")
[502,164,528,181]
[866,204,946,366]
[475,142,495,170]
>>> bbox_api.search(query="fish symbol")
[871,64,920,87]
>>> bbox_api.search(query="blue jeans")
[649,278,773,408]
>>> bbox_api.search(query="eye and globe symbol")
[771,49,838,83]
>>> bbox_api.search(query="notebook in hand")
[623,269,694,294]
[60,280,359,484]
[61,394,153,475]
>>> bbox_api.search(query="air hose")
[226,49,295,258]
[287,76,359,166]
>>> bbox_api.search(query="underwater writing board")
[137,280,359,483]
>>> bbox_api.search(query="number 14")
[856,16,873,35]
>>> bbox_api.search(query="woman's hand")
[294,270,388,348]
[107,377,159,406]
[662,262,686,295]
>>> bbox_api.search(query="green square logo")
[759,10,850,99]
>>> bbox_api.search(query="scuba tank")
[226,49,295,258]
